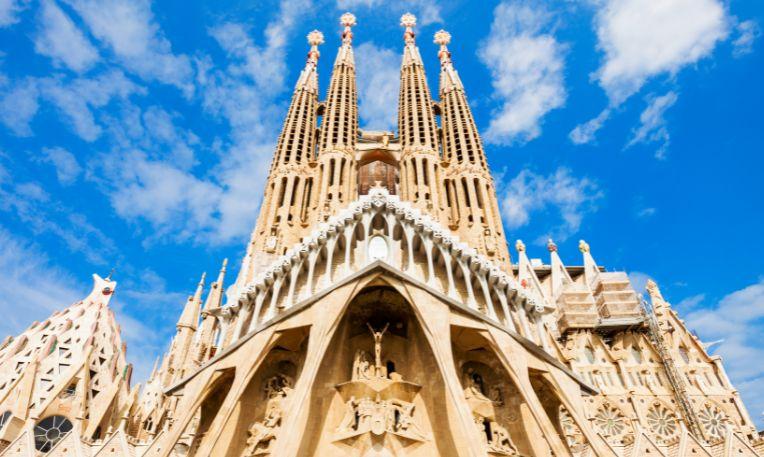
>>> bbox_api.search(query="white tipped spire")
[306,30,324,63]
[434,29,464,92]
[401,13,417,44]
[340,12,356,44]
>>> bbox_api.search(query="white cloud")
[40,70,142,141]
[0,0,27,27]
[478,2,566,144]
[732,20,760,58]
[594,0,728,105]
[0,78,39,136]
[0,227,81,337]
[35,0,99,72]
[626,91,678,159]
[336,0,441,25]
[497,167,602,241]
[62,0,193,94]
[627,271,652,294]
[571,0,729,144]
[635,206,656,219]
[683,279,764,427]
[569,108,611,145]
[675,293,705,313]
[97,150,223,243]
[355,42,399,130]
[40,146,82,185]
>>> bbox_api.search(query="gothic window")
[34,415,73,452]
[697,403,730,440]
[646,403,679,441]
[593,404,628,438]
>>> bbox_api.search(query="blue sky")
[0,0,762,427]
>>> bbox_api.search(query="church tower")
[316,13,359,221]
[397,14,443,215]
[435,30,510,264]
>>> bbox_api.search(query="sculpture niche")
[241,374,294,456]
[334,323,427,443]
[462,367,519,456]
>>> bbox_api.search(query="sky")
[0,0,762,428]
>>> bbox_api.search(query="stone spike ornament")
[0,14,762,457]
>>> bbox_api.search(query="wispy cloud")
[336,0,441,25]
[62,0,193,94]
[732,20,760,58]
[0,226,81,337]
[497,167,602,242]
[39,146,82,185]
[355,42,399,131]
[571,0,729,143]
[478,2,566,145]
[683,279,764,427]
[626,91,678,159]
[34,0,99,72]
[0,0,28,28]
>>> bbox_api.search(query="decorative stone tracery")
[697,402,730,441]
[593,403,631,444]
[645,402,679,443]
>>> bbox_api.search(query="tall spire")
[397,13,442,214]
[236,31,325,286]
[316,13,359,220]
[435,30,510,265]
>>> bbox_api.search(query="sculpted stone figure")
[264,374,293,399]
[488,422,518,455]
[463,368,489,401]
[352,349,373,381]
[243,401,282,455]
[367,322,390,377]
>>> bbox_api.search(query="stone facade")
[0,12,762,457]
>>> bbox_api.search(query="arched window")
[34,415,73,452]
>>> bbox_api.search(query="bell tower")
[397,14,443,215]
[435,30,510,264]
[316,13,359,221]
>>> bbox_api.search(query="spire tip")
[307,30,324,47]
[340,12,356,28]
[434,29,451,46]
[400,12,417,28]
[547,239,557,252]
[578,239,590,253]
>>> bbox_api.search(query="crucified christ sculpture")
[367,322,390,375]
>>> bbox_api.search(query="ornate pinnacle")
[434,29,451,46]
[547,239,557,253]
[578,239,590,253]
[515,239,526,252]
[434,29,452,64]
[306,30,324,63]
[401,13,417,43]
[340,12,356,44]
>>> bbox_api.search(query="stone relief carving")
[461,365,519,455]
[334,322,427,443]
[242,374,294,456]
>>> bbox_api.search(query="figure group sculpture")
[336,322,425,441]
[242,374,294,456]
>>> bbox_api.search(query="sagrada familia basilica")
[0,12,761,457]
